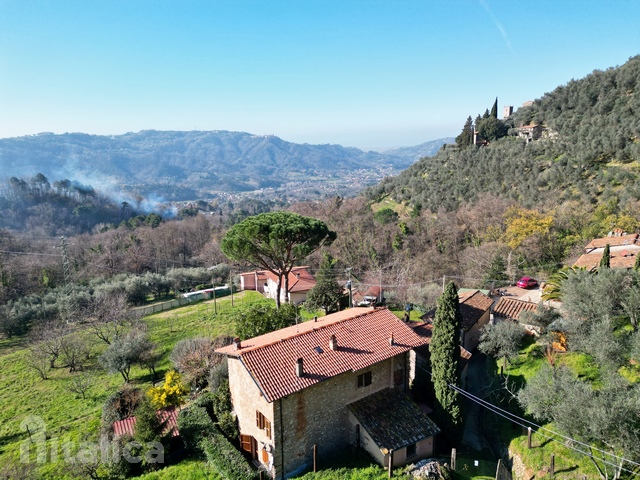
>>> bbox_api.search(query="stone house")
[216,307,440,479]
[239,266,317,304]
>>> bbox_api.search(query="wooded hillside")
[369,55,640,212]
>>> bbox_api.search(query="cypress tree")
[490,97,498,118]
[634,253,640,271]
[455,116,474,148]
[429,281,463,436]
[600,243,611,269]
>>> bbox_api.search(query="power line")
[416,363,640,475]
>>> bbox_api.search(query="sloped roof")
[419,290,493,331]
[239,266,316,293]
[493,297,537,320]
[573,251,638,270]
[113,407,180,438]
[458,290,493,331]
[216,308,431,403]
[348,388,440,453]
[585,233,639,250]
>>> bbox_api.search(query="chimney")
[389,332,395,346]
[233,337,241,350]
[313,316,317,322]
[295,358,304,377]
[329,335,337,351]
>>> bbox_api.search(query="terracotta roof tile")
[217,308,430,402]
[493,297,537,320]
[113,407,181,438]
[419,290,492,331]
[585,233,639,250]
[573,251,639,270]
[348,388,440,452]
[240,266,316,293]
[458,290,493,331]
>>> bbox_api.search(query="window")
[357,371,372,388]
[256,410,272,439]
[406,442,417,459]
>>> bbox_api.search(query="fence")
[133,288,235,317]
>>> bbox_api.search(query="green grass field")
[0,291,271,479]
[0,293,498,479]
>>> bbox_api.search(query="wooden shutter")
[265,419,271,439]
[261,448,269,463]
[240,434,253,453]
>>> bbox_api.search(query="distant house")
[573,230,640,270]
[419,289,493,352]
[352,285,384,306]
[517,124,544,142]
[216,307,440,478]
[493,297,539,334]
[239,266,317,304]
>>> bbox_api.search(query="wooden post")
[550,453,555,476]
[451,448,457,471]
[388,449,393,478]
[259,471,263,480]
[495,459,502,480]
[527,426,532,449]
[313,444,317,472]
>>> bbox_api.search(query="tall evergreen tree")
[634,253,640,271]
[490,97,498,118]
[429,281,463,436]
[600,243,611,269]
[455,116,474,148]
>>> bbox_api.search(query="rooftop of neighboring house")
[584,231,640,251]
[493,297,538,320]
[573,230,640,269]
[419,289,493,331]
[240,266,317,292]
[348,388,441,453]
[216,307,431,403]
[113,406,181,438]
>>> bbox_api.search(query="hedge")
[200,432,258,480]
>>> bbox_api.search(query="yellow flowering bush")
[148,370,189,409]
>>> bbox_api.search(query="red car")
[517,277,538,289]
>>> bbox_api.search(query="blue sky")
[1,1,639,150]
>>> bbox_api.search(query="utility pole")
[59,236,74,323]
[230,269,234,307]
[211,272,217,314]
[442,275,446,292]
[346,268,353,308]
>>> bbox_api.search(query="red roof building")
[239,266,317,304]
[573,231,640,270]
[112,407,181,438]
[216,307,439,477]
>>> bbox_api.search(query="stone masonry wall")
[272,353,406,478]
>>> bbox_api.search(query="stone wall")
[272,353,405,478]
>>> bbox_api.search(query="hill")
[368,55,640,212]
[0,131,448,202]
[382,137,454,162]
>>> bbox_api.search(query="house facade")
[216,308,440,479]
[239,266,317,304]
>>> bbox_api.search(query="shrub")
[147,370,189,409]
[200,432,257,480]
[101,387,143,433]
[177,406,217,454]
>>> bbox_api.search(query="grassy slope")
[0,295,488,479]
[494,339,629,479]
[0,291,269,478]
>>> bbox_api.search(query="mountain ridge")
[0,130,450,201]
